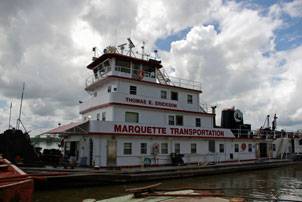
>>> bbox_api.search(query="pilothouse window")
[115,59,130,73]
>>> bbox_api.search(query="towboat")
[43,39,302,170]
[0,157,33,202]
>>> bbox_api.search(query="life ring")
[241,143,246,151]
[152,143,160,155]
[138,69,144,80]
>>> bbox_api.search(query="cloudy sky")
[0,0,302,135]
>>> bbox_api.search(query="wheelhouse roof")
[87,53,163,70]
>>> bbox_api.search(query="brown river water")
[33,164,302,202]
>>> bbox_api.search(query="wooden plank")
[126,183,162,193]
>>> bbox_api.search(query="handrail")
[86,65,202,91]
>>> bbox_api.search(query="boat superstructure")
[46,39,302,168]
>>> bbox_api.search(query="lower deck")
[63,135,286,168]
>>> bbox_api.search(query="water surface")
[34,164,302,202]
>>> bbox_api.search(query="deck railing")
[85,66,202,91]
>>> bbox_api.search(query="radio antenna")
[16,82,25,130]
[127,38,135,57]
[118,43,127,54]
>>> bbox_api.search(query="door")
[259,143,267,158]
[89,138,93,166]
[107,137,117,167]
[291,139,295,153]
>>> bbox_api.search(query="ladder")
[156,69,171,85]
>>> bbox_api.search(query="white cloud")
[0,0,301,135]
[283,0,302,17]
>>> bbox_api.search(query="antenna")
[141,41,145,59]
[92,47,97,61]
[8,102,12,129]
[127,38,135,57]
[118,43,127,54]
[154,49,159,59]
[272,114,278,131]
[16,83,25,130]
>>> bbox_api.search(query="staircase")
[156,69,171,85]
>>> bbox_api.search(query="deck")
[20,159,301,189]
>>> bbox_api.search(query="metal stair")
[156,69,171,85]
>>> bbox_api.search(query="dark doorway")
[89,139,93,166]
[259,143,267,158]
[291,139,295,153]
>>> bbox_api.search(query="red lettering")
[128,125,134,133]
[122,125,128,133]
[134,126,140,133]
[114,124,122,132]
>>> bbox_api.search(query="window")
[191,143,197,154]
[107,86,111,93]
[94,91,97,97]
[195,118,201,127]
[299,139,302,145]
[187,94,193,104]
[125,112,139,123]
[248,144,253,152]
[103,60,110,68]
[272,144,276,151]
[176,115,183,126]
[161,143,168,154]
[175,143,180,153]
[171,91,178,100]
[219,144,224,153]
[140,143,147,154]
[209,140,215,153]
[129,86,137,95]
[234,144,239,152]
[102,112,106,121]
[113,86,117,92]
[96,113,100,121]
[123,143,132,155]
[116,59,130,73]
[168,115,175,125]
[161,90,167,99]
